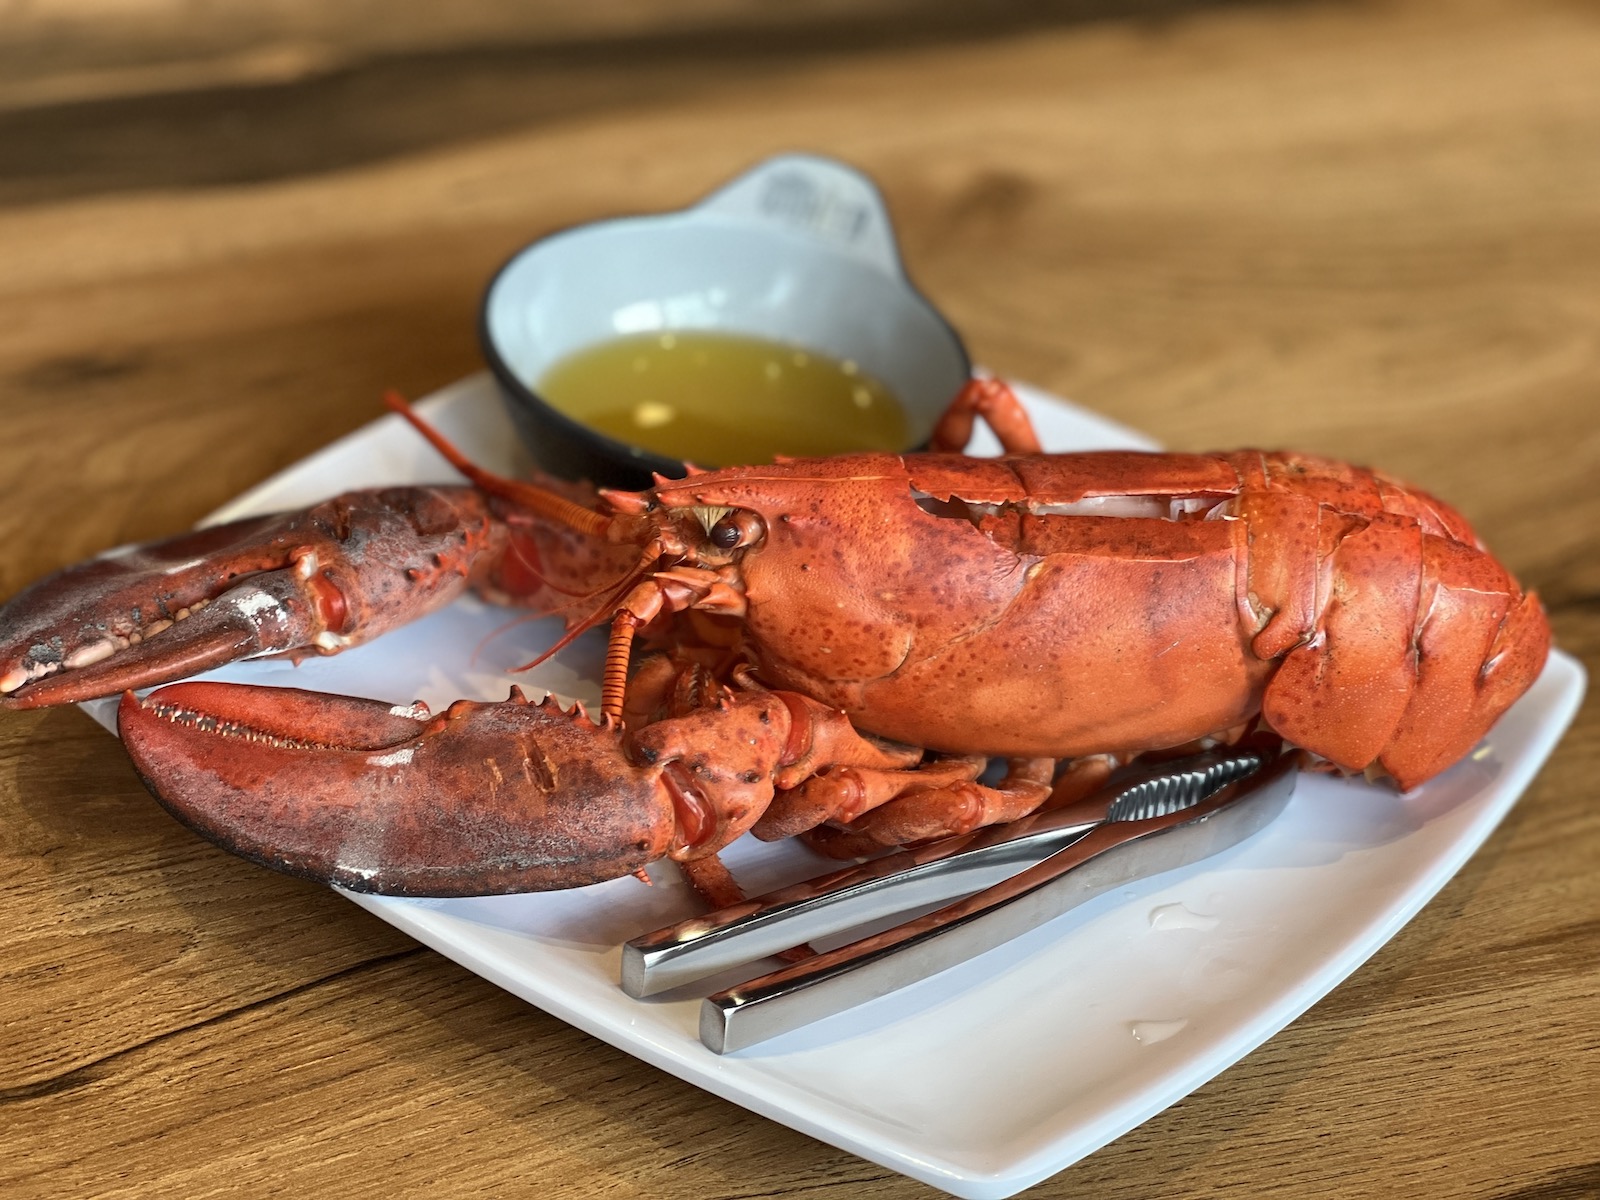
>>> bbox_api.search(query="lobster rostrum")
[0,382,1550,901]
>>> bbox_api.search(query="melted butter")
[536,331,910,464]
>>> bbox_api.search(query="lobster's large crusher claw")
[118,682,675,896]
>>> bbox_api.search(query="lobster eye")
[709,510,764,551]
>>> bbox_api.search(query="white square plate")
[85,373,1585,1198]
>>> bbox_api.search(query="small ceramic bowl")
[479,153,971,489]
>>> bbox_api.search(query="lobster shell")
[647,448,1549,791]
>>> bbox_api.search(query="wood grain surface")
[2,1,1597,1196]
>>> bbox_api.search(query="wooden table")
[3,1,1596,1195]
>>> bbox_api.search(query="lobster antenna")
[499,522,621,607]
[384,391,613,539]
[472,545,644,661]
[496,516,681,631]
[511,544,662,675]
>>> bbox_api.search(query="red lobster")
[0,382,1550,902]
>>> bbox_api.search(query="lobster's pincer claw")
[0,516,285,708]
[118,682,676,896]
[0,487,497,709]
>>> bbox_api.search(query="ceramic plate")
[83,373,1585,1198]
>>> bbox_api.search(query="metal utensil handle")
[622,820,1095,997]
[699,752,1297,1054]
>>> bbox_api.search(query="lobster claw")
[0,487,496,709]
[118,682,676,895]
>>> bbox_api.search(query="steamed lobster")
[0,381,1550,903]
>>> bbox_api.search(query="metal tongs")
[623,738,1297,1053]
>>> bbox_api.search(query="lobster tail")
[1242,454,1550,790]
[1380,567,1548,789]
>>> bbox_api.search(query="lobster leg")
[753,756,985,842]
[1043,754,1119,810]
[929,377,1043,455]
[799,757,1057,859]
[674,854,749,910]
[628,660,1062,858]
[625,680,920,855]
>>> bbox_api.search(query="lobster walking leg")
[752,756,986,842]
[1043,754,1119,810]
[675,855,749,910]
[801,757,1057,859]
[929,378,1043,455]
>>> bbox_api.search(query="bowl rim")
[477,174,972,480]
